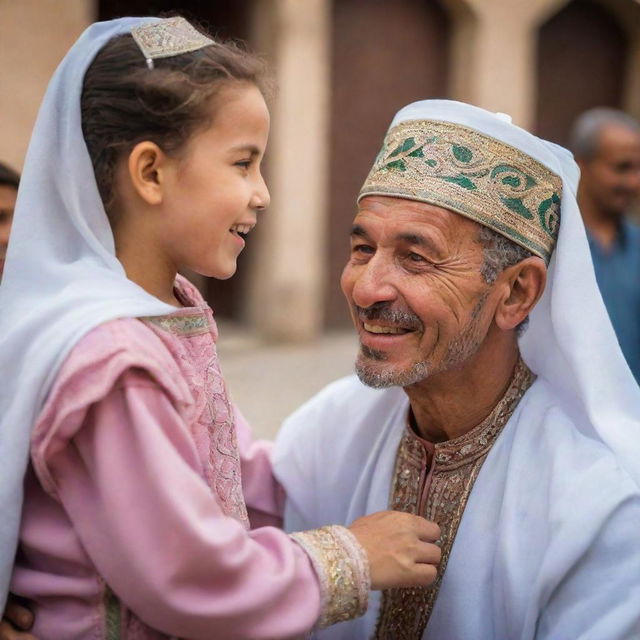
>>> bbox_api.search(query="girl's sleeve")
[233,403,286,529]
[33,368,369,639]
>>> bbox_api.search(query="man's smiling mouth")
[363,323,411,335]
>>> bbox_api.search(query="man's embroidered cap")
[359,116,563,263]
[131,17,214,65]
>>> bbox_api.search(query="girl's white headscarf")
[381,100,640,485]
[0,18,178,608]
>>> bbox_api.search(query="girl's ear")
[494,257,547,332]
[127,141,169,206]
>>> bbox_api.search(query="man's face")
[579,124,640,218]
[341,196,495,388]
[0,184,17,278]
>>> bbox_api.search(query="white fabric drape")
[274,100,640,639]
[0,17,175,609]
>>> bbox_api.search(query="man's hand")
[0,596,36,640]
[348,510,441,590]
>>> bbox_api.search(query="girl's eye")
[235,160,251,169]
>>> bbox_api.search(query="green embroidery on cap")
[385,159,407,171]
[389,137,416,158]
[453,145,473,163]
[359,120,563,263]
[500,197,533,219]
[444,175,477,191]
[538,193,561,236]
[491,165,536,190]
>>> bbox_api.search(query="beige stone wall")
[246,0,331,341]
[443,0,640,129]
[444,0,571,129]
[0,0,95,170]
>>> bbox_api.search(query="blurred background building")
[2,0,640,434]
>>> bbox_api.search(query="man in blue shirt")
[570,109,640,381]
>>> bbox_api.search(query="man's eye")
[353,244,374,255]
[408,252,426,263]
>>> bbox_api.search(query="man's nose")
[351,256,397,309]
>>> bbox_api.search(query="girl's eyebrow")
[230,144,260,155]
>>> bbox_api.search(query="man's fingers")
[3,603,32,631]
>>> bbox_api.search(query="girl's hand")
[348,510,442,590]
[0,596,37,640]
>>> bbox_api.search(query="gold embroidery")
[359,120,562,263]
[374,360,535,640]
[104,587,120,639]
[142,313,209,336]
[291,525,370,628]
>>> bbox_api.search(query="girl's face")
[159,82,270,280]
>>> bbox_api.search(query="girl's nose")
[253,173,270,211]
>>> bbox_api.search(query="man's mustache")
[355,303,423,331]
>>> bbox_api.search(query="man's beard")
[355,293,488,389]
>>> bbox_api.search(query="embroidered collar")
[404,358,535,471]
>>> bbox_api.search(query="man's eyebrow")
[350,224,370,239]
[395,232,443,257]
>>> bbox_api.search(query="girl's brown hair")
[81,22,268,212]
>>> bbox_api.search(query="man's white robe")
[275,374,640,639]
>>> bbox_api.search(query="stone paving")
[216,323,359,441]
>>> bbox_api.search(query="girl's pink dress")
[11,277,367,639]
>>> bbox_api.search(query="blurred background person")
[0,163,19,282]
[570,109,640,382]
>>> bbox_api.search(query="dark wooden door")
[535,0,628,147]
[326,0,451,326]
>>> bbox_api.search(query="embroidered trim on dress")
[374,359,535,640]
[291,525,370,628]
[142,314,210,336]
[104,587,121,639]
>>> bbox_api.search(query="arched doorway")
[326,0,451,326]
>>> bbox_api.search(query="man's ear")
[494,257,547,332]
[126,141,169,206]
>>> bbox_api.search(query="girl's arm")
[32,368,361,639]
[233,403,285,529]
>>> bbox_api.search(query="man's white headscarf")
[0,18,178,609]
[362,100,640,487]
